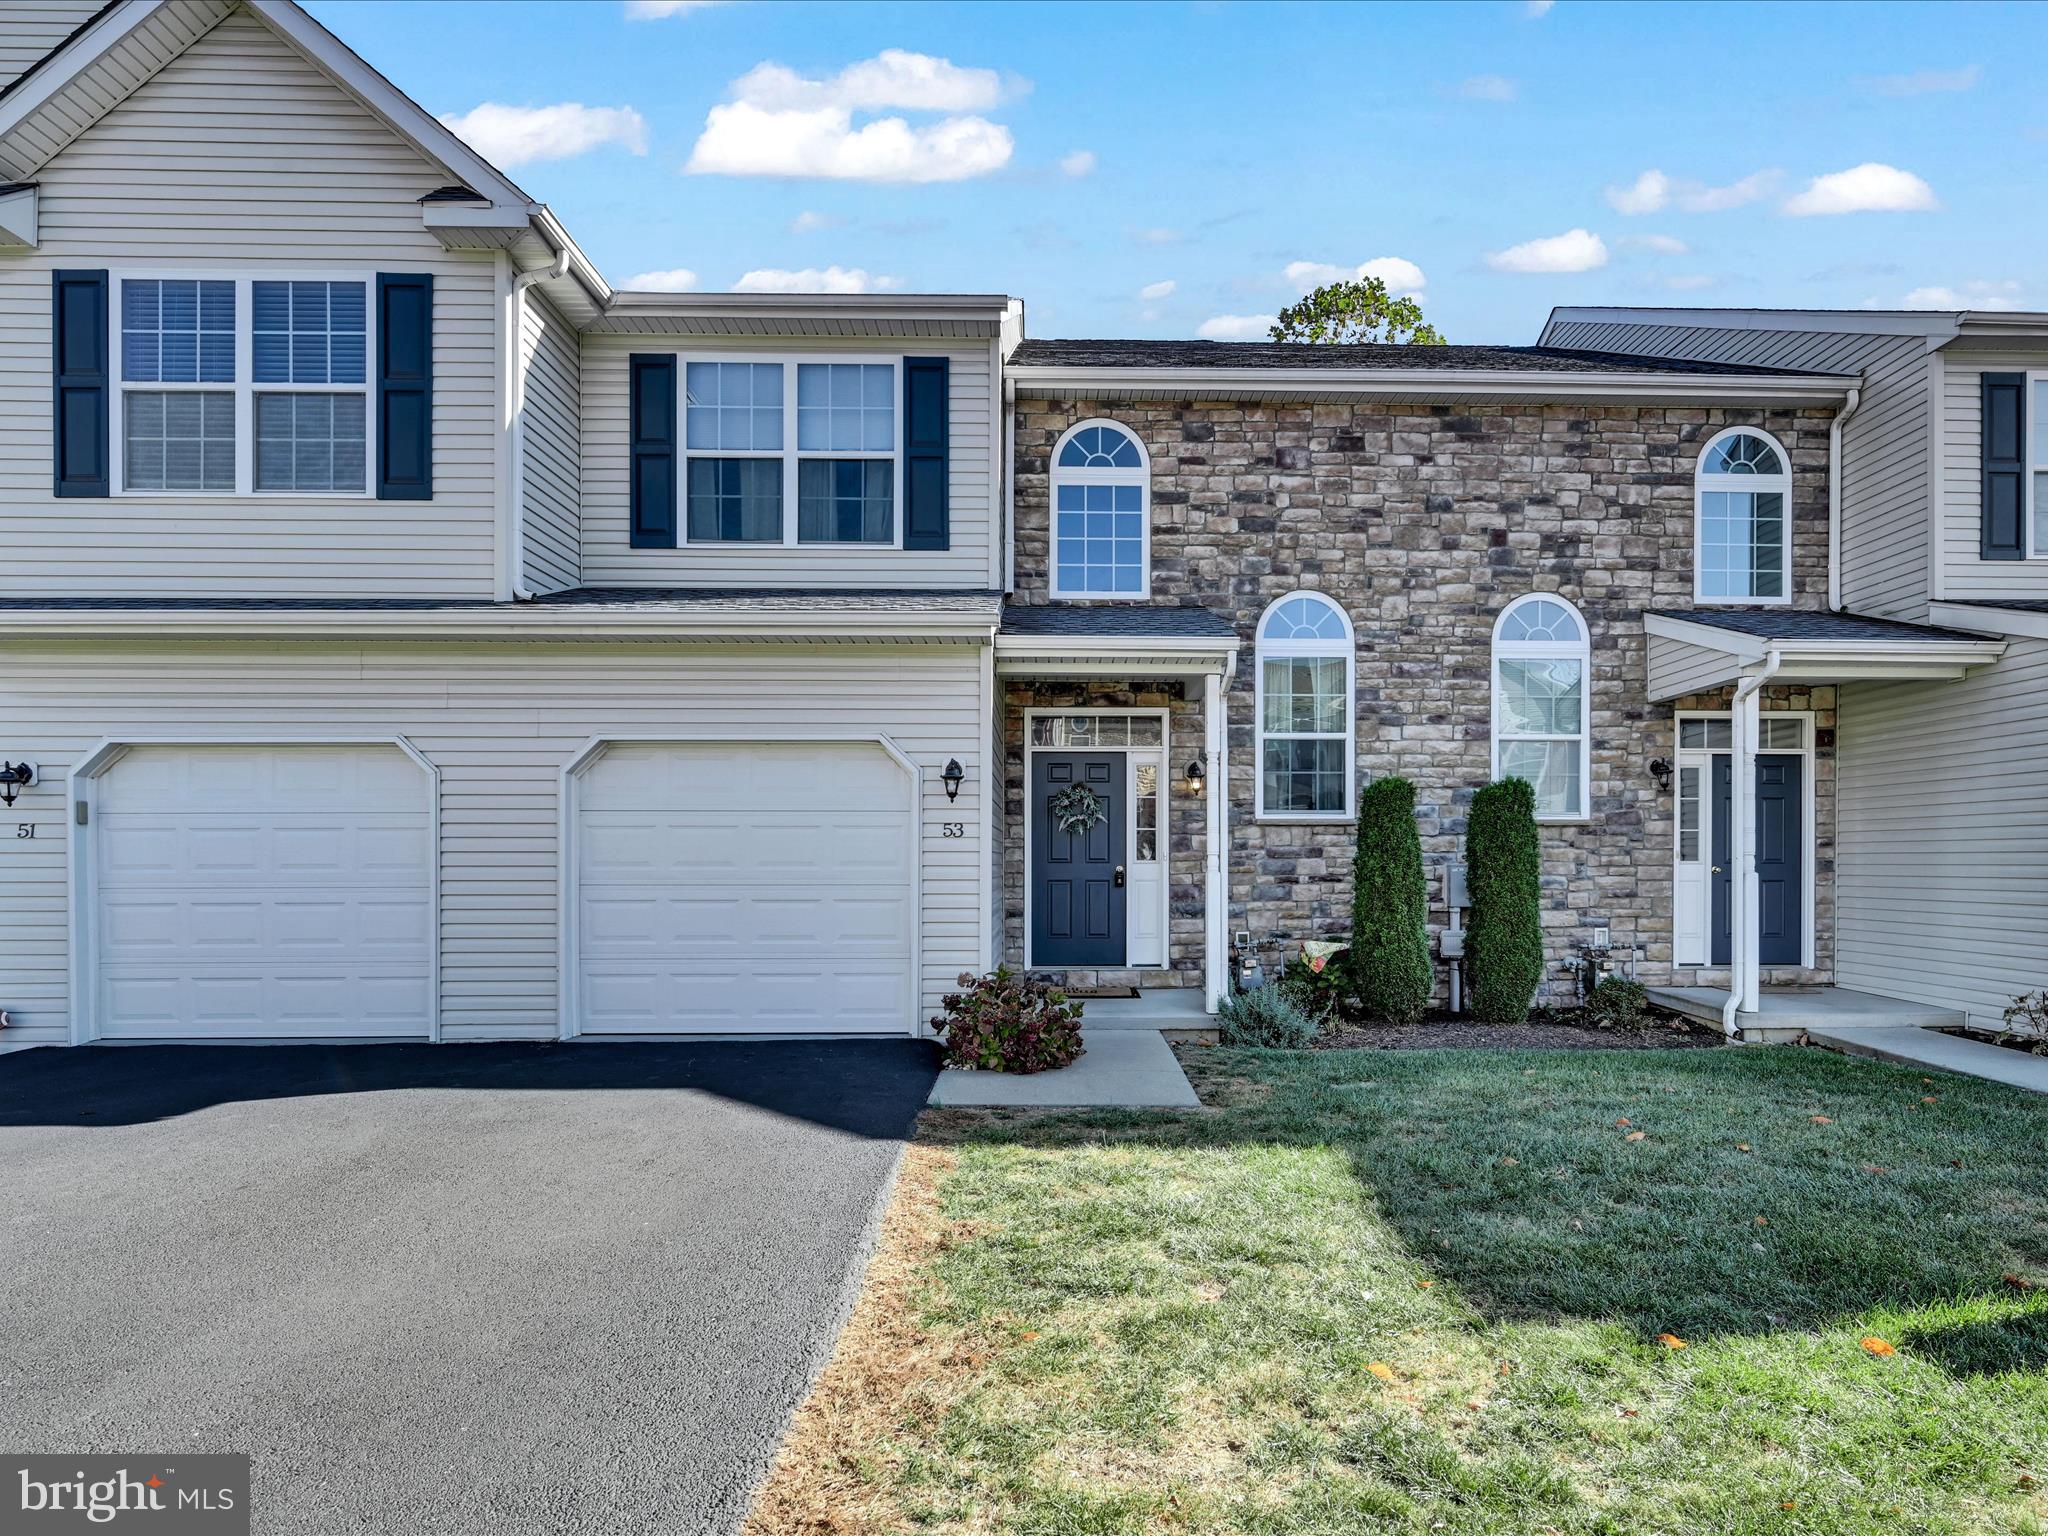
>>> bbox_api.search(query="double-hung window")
[114,273,371,497]
[1255,591,1356,819]
[683,357,900,545]
[1491,593,1591,821]
[1694,427,1790,603]
[1049,419,1149,598]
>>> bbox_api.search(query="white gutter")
[1006,365,1853,407]
[1721,648,1783,1038]
[1827,384,1862,612]
[0,609,1002,641]
[506,247,571,600]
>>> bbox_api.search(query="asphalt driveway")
[0,1039,940,1535]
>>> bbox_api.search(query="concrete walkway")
[1806,1024,2048,1095]
[929,1029,1201,1109]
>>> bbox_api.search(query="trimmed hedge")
[1467,777,1544,1023]
[1351,775,1433,1025]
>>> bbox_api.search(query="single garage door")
[576,741,914,1034]
[93,745,433,1039]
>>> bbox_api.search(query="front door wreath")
[1048,782,1108,838]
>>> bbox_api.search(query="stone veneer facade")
[1002,395,1838,1003]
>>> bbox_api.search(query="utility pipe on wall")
[1826,385,1862,613]
[506,248,571,602]
[1720,647,1783,1037]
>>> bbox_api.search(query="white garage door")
[576,741,914,1034]
[93,745,433,1039]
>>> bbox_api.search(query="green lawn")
[878,1046,2048,1535]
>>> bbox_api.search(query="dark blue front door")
[1711,752,1803,967]
[1032,753,1126,967]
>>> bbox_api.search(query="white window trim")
[1670,708,1815,972]
[1253,591,1356,823]
[1048,416,1152,601]
[2025,372,2048,558]
[1693,425,1793,606]
[107,267,377,501]
[675,351,905,550]
[1490,592,1591,825]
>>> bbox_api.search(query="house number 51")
[15,824,33,839]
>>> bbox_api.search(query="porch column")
[1204,668,1226,1012]
[1732,679,1763,1016]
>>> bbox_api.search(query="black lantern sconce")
[0,760,35,809]
[1648,757,1673,794]
[941,758,965,802]
[1184,755,1207,794]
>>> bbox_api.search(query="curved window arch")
[1050,418,1149,598]
[1255,591,1355,819]
[1695,426,1791,604]
[1491,593,1590,822]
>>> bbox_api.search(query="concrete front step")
[1645,984,1965,1036]
[1077,990,1217,1042]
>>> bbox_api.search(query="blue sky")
[311,0,2045,344]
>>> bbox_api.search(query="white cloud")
[1197,313,1277,341]
[625,0,718,15]
[1457,74,1519,101]
[1616,233,1688,254]
[1605,167,1777,214]
[621,268,701,293]
[1899,280,2023,311]
[437,102,647,169]
[1282,256,1427,295]
[1862,64,1980,97]
[1132,227,1182,245]
[1059,149,1097,178]
[730,265,903,294]
[1525,0,1555,15]
[685,51,1019,182]
[1486,228,1608,274]
[1783,162,1937,216]
[788,210,842,234]
[1138,279,1177,301]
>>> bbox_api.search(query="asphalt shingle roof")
[1007,339,1849,379]
[1000,604,1238,639]
[1651,608,1991,643]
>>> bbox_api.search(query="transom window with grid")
[683,358,899,545]
[1256,592,1355,819]
[114,274,371,496]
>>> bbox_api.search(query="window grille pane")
[1759,718,1804,750]
[686,457,782,541]
[1134,761,1158,861]
[1500,740,1582,818]
[252,281,367,386]
[123,278,234,384]
[686,362,782,450]
[255,391,365,492]
[797,459,893,543]
[1053,481,1145,593]
[797,363,893,452]
[125,389,234,491]
[1679,765,1701,861]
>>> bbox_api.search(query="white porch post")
[1204,667,1226,1012]
[1731,684,1758,1016]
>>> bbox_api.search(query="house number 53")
[940,822,965,838]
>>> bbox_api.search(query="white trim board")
[1670,709,1816,973]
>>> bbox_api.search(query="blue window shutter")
[1982,372,2026,560]
[629,353,677,548]
[52,269,109,498]
[903,355,949,551]
[376,272,433,500]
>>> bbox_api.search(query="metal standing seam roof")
[1006,339,1853,379]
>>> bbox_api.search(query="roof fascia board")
[0,607,1001,640]
[606,292,1011,322]
[0,0,158,140]
[994,633,1238,655]
[1008,365,1851,405]
[1928,601,2048,641]
[1543,305,1964,341]
[1645,612,2002,666]
[1646,613,1768,660]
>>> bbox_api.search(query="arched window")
[1050,419,1149,598]
[1255,591,1355,819]
[1695,426,1791,603]
[1491,593,1590,822]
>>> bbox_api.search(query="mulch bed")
[1316,1012,1724,1051]
[1934,1024,2048,1059]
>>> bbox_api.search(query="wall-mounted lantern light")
[1185,756,1207,794]
[941,758,965,802]
[1648,757,1673,794]
[0,760,35,809]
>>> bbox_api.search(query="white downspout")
[1721,647,1783,1037]
[1827,385,1862,613]
[506,249,570,602]
[1204,667,1225,1012]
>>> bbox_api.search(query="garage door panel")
[576,742,913,1035]
[94,746,432,1040]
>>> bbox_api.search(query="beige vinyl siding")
[1543,320,1931,620]
[0,9,501,599]
[1835,640,2048,1028]
[1647,633,1739,701]
[520,290,580,593]
[578,334,996,588]
[1937,351,2048,602]
[0,640,987,1049]
[0,1,102,91]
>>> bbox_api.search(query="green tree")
[1465,777,1544,1024]
[1268,277,1446,346]
[1351,776,1434,1025]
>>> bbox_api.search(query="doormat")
[1062,986,1139,1000]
